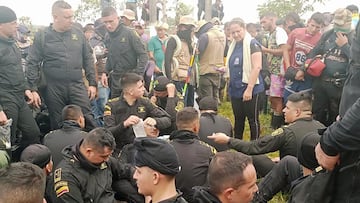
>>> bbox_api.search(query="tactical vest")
[199,28,225,75]
[169,35,191,81]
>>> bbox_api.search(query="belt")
[322,77,345,83]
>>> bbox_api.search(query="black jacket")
[105,23,148,75]
[198,112,232,152]
[43,120,87,167]
[320,97,360,202]
[152,192,188,203]
[26,25,96,91]
[50,142,136,203]
[169,130,216,202]
[104,96,171,150]
[308,29,352,78]
[339,23,360,117]
[228,117,325,159]
[0,35,27,111]
[192,187,221,203]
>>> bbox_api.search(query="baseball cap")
[20,144,52,169]
[333,8,352,33]
[153,76,170,92]
[134,137,181,176]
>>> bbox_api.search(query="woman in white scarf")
[225,18,264,140]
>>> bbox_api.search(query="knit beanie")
[0,6,17,24]
[134,137,181,176]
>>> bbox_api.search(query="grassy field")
[218,101,288,203]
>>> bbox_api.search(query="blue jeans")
[91,82,110,126]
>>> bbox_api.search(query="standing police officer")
[101,7,148,99]
[26,1,97,131]
[0,6,40,161]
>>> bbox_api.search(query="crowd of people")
[1,0,360,202]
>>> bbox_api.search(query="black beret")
[199,96,218,111]
[20,144,52,169]
[297,132,320,170]
[153,76,170,92]
[134,137,180,176]
[0,6,17,24]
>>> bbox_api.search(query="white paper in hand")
[132,119,146,137]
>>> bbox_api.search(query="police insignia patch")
[54,168,62,182]
[271,128,284,136]
[55,181,69,197]
[71,34,78,41]
[100,162,108,170]
[138,106,146,113]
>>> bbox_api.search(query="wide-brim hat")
[179,15,196,26]
[333,8,352,33]
[155,22,169,30]
[121,9,136,21]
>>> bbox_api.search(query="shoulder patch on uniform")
[108,97,120,102]
[104,104,112,116]
[199,140,217,154]
[55,181,69,197]
[54,168,62,183]
[271,128,284,136]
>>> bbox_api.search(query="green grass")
[218,101,288,203]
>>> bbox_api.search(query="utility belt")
[321,72,347,87]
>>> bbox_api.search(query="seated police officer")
[133,137,187,203]
[0,162,46,203]
[43,104,87,167]
[208,92,324,177]
[150,76,184,135]
[253,132,321,202]
[104,73,171,154]
[50,127,141,203]
[20,144,53,203]
[193,151,258,203]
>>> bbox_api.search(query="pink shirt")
[287,28,321,68]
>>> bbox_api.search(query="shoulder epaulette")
[108,97,120,103]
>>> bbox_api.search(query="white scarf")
[225,32,259,84]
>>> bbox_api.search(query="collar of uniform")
[73,140,107,171]
[289,117,314,126]
[109,22,126,37]
[0,35,15,44]
[169,129,198,140]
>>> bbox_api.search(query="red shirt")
[287,28,321,68]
